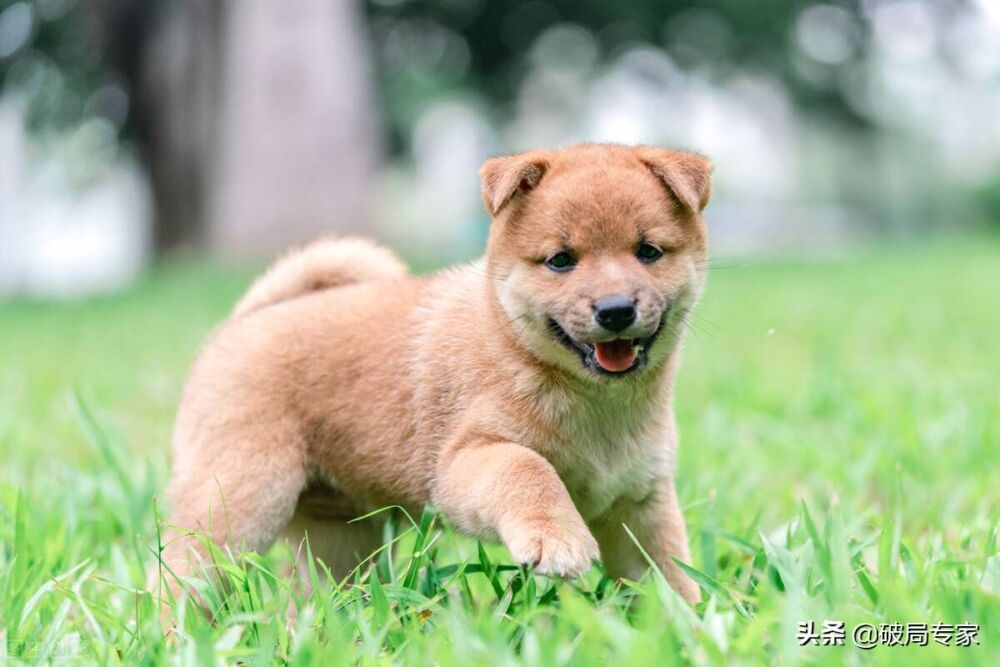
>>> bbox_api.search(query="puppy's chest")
[543,404,668,521]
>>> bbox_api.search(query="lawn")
[1,239,998,665]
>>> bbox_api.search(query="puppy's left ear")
[479,152,550,216]
[637,148,713,213]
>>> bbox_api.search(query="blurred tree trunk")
[207,0,380,256]
[120,0,379,256]
[131,0,223,252]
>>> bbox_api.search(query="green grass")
[1,240,998,665]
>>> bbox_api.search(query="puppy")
[153,143,712,606]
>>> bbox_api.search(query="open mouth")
[547,317,665,376]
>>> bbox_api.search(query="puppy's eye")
[636,243,664,263]
[545,251,577,272]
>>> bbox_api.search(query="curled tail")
[233,237,408,317]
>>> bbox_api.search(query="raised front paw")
[501,515,600,578]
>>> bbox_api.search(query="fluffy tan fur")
[154,143,713,608]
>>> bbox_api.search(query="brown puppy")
[154,143,712,606]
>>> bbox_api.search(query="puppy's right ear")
[637,147,713,214]
[479,152,549,216]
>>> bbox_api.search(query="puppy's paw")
[502,516,600,578]
[667,565,703,605]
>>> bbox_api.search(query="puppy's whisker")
[689,313,722,335]
[679,312,714,339]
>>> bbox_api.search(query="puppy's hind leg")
[151,431,308,615]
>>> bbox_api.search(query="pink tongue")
[594,340,637,372]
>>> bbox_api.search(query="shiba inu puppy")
[154,143,712,607]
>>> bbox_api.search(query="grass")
[1,239,998,665]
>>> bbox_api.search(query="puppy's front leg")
[593,478,701,603]
[433,441,599,577]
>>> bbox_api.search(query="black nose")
[594,295,637,333]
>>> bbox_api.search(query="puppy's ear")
[637,148,713,213]
[479,152,549,216]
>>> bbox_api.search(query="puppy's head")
[481,143,712,381]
